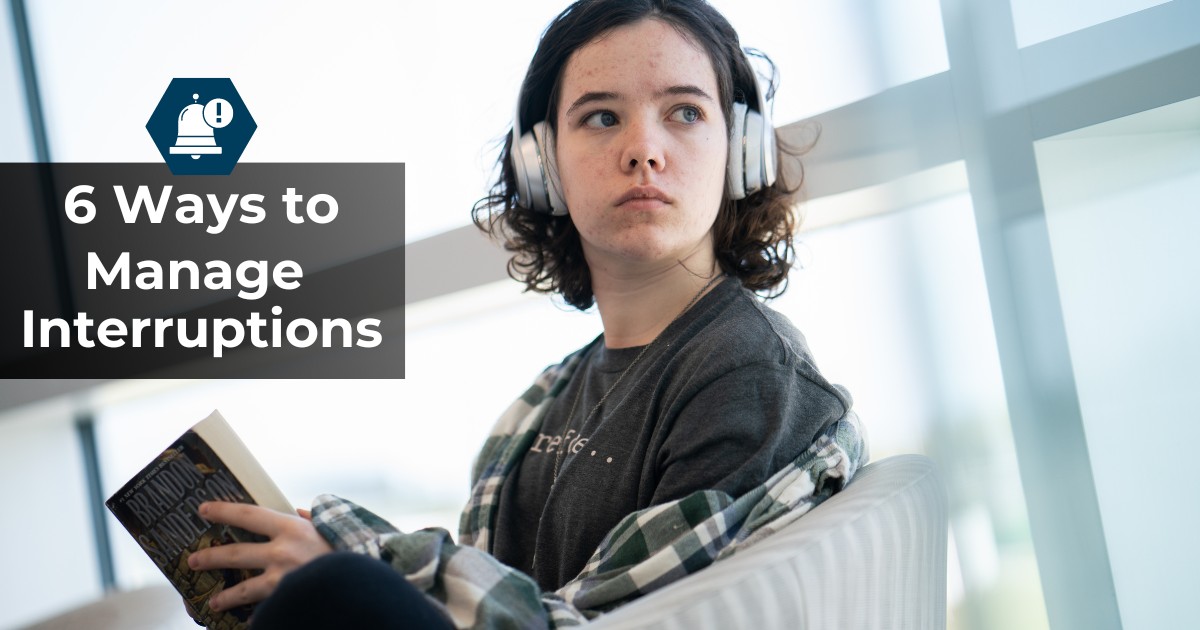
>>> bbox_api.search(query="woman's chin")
[590,242,713,273]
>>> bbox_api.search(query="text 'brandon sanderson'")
[119,447,248,569]
[22,185,382,358]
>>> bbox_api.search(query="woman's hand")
[187,501,333,612]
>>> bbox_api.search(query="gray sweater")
[491,277,851,591]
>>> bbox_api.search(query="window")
[1036,96,1200,629]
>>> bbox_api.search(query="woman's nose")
[619,120,666,174]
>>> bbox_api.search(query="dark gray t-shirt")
[491,277,851,592]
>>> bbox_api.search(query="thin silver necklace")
[531,273,725,571]
[549,273,725,485]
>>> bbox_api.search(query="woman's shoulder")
[675,282,850,407]
[688,282,813,367]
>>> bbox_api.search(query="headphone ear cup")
[743,109,765,196]
[532,122,568,215]
[727,101,748,200]
[761,116,777,189]
[511,122,567,215]
[733,49,778,197]
[513,127,546,213]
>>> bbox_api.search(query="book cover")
[105,411,292,630]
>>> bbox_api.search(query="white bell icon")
[170,93,223,159]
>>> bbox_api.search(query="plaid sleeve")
[309,409,866,629]
[311,494,578,629]
[557,409,866,611]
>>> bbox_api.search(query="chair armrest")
[588,455,949,630]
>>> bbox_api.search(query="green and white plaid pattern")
[312,345,867,629]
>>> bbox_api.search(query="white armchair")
[588,455,949,629]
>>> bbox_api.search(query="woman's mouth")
[616,186,673,209]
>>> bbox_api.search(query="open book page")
[191,410,291,514]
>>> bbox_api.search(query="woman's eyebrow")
[565,91,619,117]
[656,84,714,102]
[564,85,715,117]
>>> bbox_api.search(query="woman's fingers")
[189,541,268,571]
[185,500,333,608]
[198,501,285,536]
[207,571,281,612]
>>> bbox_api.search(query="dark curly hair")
[472,0,809,311]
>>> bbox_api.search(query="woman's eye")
[583,111,618,128]
[670,106,702,124]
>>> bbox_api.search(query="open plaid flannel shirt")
[311,346,868,629]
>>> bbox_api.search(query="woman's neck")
[590,258,723,349]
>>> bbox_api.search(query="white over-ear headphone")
[510,50,776,216]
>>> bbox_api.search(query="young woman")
[190,1,865,627]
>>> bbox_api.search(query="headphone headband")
[511,49,776,215]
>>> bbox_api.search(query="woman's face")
[554,18,727,275]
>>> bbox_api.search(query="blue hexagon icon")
[146,78,256,175]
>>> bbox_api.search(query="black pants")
[252,552,457,629]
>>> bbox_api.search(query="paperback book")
[106,410,292,630]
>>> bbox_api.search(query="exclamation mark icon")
[202,97,232,131]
